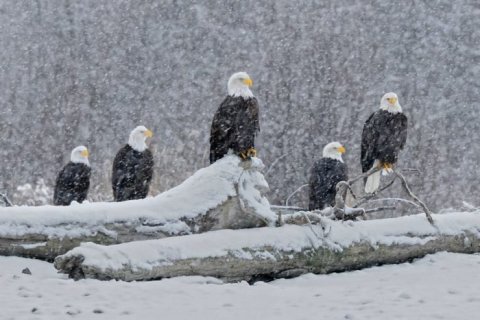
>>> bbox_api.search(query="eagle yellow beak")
[387,97,397,105]
[144,129,153,138]
[81,149,89,158]
[337,146,346,154]
[243,78,253,87]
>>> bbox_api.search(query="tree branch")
[349,166,382,185]
[364,206,397,214]
[333,166,381,219]
[332,166,433,225]
[265,154,288,176]
[285,184,308,207]
[0,193,13,207]
[400,168,421,174]
[394,170,434,225]
[290,165,432,225]
[366,198,422,208]
[353,177,396,208]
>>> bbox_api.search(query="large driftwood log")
[0,156,275,261]
[54,211,480,282]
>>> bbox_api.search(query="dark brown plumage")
[112,145,154,201]
[309,158,348,210]
[209,95,260,163]
[361,110,408,174]
[54,162,91,206]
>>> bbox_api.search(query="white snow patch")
[16,242,48,249]
[135,221,191,235]
[59,211,480,272]
[2,253,480,319]
[0,156,275,238]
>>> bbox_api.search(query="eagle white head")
[227,72,254,98]
[128,125,153,152]
[71,146,90,166]
[323,142,346,162]
[380,92,402,113]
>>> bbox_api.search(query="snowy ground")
[2,252,479,320]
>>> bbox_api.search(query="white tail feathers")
[365,169,381,193]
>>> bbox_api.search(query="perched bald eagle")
[361,92,408,193]
[54,146,91,206]
[309,142,348,210]
[112,126,154,201]
[210,72,260,163]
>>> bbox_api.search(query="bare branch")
[276,211,283,227]
[367,198,421,208]
[353,177,396,208]
[394,170,434,225]
[333,166,381,219]
[265,154,288,176]
[301,211,325,239]
[0,193,13,207]
[314,165,432,225]
[345,183,357,200]
[364,206,397,214]
[349,166,381,185]
[285,184,308,207]
[400,168,421,174]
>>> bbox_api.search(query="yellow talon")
[239,147,257,160]
[246,147,257,158]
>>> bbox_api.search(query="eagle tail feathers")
[365,169,381,193]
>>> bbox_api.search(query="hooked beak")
[387,97,397,105]
[144,129,153,138]
[337,146,346,154]
[81,149,89,158]
[243,78,253,87]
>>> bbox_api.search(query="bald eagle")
[361,92,408,193]
[309,142,348,210]
[54,146,91,206]
[112,126,154,201]
[210,72,260,163]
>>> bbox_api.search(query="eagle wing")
[361,112,380,173]
[54,163,91,205]
[141,149,154,185]
[398,113,408,150]
[112,146,154,201]
[210,97,237,163]
[309,159,348,210]
[112,145,131,196]
[235,97,260,153]
[209,96,260,163]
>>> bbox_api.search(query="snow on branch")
[54,211,480,282]
[0,156,276,260]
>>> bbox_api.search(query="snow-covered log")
[54,211,480,281]
[0,156,275,260]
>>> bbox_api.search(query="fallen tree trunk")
[54,211,480,282]
[0,156,275,261]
